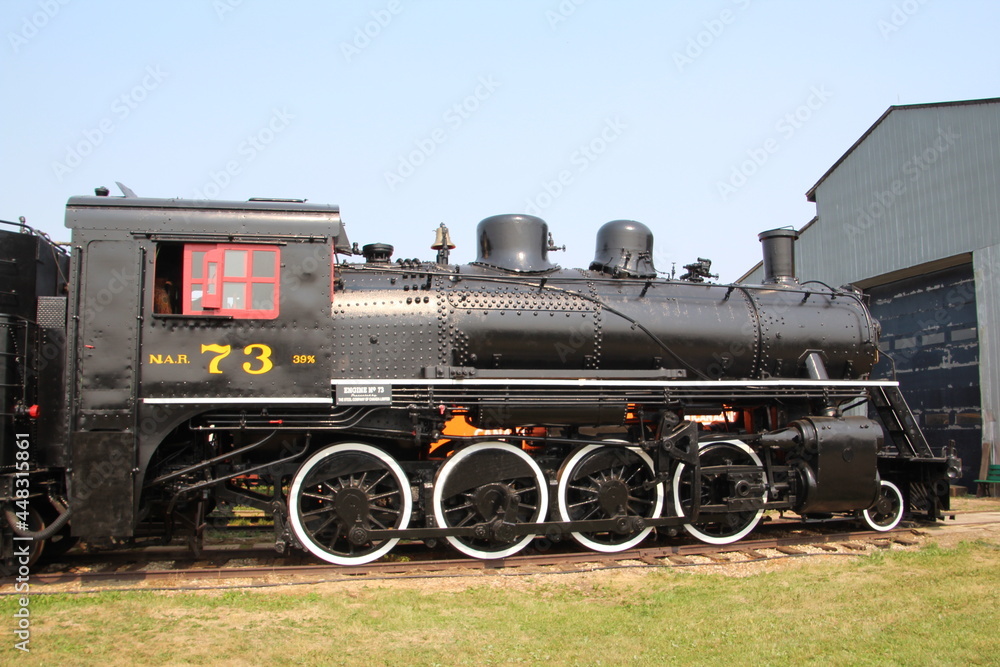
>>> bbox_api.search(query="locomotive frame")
[1,191,959,568]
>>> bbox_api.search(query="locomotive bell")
[474,214,557,273]
[432,223,455,265]
[431,223,455,251]
[590,220,657,278]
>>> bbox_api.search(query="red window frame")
[182,244,280,319]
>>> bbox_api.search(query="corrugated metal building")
[740,97,1000,489]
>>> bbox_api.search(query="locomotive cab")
[62,195,350,538]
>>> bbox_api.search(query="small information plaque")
[335,383,392,405]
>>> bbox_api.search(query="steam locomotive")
[0,188,958,568]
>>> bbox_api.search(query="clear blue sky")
[2,0,997,281]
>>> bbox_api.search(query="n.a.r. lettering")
[148,354,189,364]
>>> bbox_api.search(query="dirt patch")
[950,495,1000,512]
[919,512,1000,549]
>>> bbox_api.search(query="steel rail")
[10,512,996,592]
[7,525,926,588]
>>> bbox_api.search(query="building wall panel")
[974,242,1000,471]
[799,101,1000,287]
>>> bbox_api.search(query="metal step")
[870,384,934,459]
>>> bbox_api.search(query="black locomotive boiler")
[0,191,958,567]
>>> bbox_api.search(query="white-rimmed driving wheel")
[557,444,664,553]
[288,443,411,566]
[861,479,904,531]
[672,440,767,545]
[432,442,548,559]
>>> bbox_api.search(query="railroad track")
[2,516,952,593]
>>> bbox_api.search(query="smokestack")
[758,228,800,285]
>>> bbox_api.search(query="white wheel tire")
[862,480,904,532]
[557,444,664,553]
[288,443,411,566]
[433,442,549,560]
[671,440,766,545]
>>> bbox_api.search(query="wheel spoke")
[302,506,336,518]
[454,512,478,528]
[623,468,643,485]
[567,499,599,511]
[445,500,475,515]
[626,495,654,507]
[364,470,391,492]
[309,514,338,537]
[367,490,400,503]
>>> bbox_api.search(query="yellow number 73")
[201,343,273,375]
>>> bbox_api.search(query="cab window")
[181,244,280,319]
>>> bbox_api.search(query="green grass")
[3,540,999,665]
